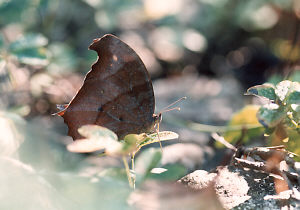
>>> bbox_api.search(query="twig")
[122,156,133,189]
[131,154,136,189]
[211,133,237,151]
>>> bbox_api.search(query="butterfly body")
[59,34,157,140]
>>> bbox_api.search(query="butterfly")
[56,34,161,140]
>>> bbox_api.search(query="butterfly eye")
[98,106,103,112]
[119,116,124,121]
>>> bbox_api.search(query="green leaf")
[12,47,49,66]
[222,105,264,146]
[290,104,300,127]
[0,0,31,25]
[285,90,300,104]
[246,84,276,101]
[148,164,187,181]
[135,148,162,185]
[264,127,276,136]
[257,103,286,127]
[275,80,293,101]
[138,131,179,148]
[78,125,118,141]
[291,104,300,113]
[9,34,48,52]
[67,125,120,153]
[275,80,300,102]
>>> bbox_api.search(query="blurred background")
[1,0,300,117]
[1,0,300,209]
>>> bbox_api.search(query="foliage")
[0,111,183,209]
[220,105,264,146]
[219,78,300,156]
[67,124,179,188]
[246,79,300,156]
[1,0,300,209]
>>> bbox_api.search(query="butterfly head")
[153,113,162,125]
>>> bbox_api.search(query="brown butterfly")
[56,34,161,140]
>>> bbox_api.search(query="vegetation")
[1,0,300,209]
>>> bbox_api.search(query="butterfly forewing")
[60,34,155,140]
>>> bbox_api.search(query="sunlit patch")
[240,4,279,31]
[182,29,207,52]
[151,167,167,174]
[149,27,183,62]
[30,73,53,97]
[112,54,118,62]
[252,5,278,29]
[117,8,143,30]
[143,0,183,19]
[272,39,300,61]
[84,0,103,7]
[94,11,114,30]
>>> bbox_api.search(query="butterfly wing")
[59,34,155,140]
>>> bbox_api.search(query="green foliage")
[246,80,300,155]
[134,148,162,186]
[219,79,300,154]
[220,105,264,146]
[0,33,49,66]
[247,80,300,129]
[246,84,276,101]
[257,104,286,127]
[0,0,31,25]
[0,110,133,210]
[1,0,300,208]
[9,34,49,65]
[148,164,187,181]
[65,125,179,187]
[9,33,48,51]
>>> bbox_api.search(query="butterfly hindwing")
[60,34,155,140]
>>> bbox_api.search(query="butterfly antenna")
[160,107,180,114]
[159,96,186,114]
[155,96,186,152]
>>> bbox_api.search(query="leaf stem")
[122,155,133,189]
[131,153,136,189]
[189,122,263,133]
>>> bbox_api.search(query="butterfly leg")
[155,123,163,153]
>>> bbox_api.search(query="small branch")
[189,122,262,133]
[211,133,237,151]
[122,156,133,189]
[131,154,136,189]
[234,157,299,187]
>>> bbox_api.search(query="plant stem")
[131,153,136,189]
[122,155,133,189]
[165,116,263,133]
[189,122,262,133]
